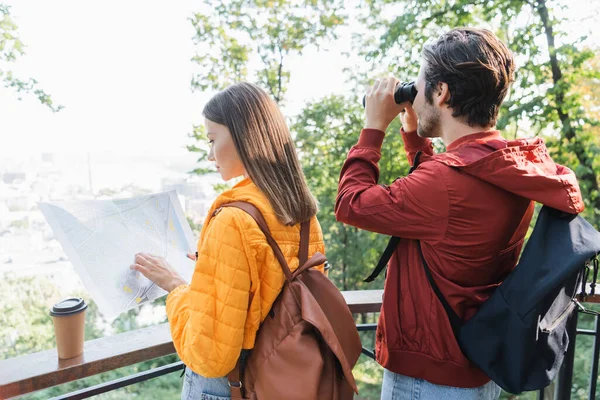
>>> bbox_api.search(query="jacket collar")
[446,130,502,152]
[233,176,252,189]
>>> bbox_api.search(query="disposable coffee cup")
[50,297,88,359]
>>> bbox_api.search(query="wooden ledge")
[343,289,383,314]
[0,289,383,399]
[0,323,175,399]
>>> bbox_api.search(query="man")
[335,28,584,399]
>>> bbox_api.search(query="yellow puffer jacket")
[166,178,325,378]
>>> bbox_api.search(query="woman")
[130,82,325,400]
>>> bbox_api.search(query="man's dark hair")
[422,28,515,127]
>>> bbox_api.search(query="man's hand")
[131,253,187,292]
[364,77,407,132]
[399,104,418,132]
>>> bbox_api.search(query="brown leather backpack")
[220,202,362,400]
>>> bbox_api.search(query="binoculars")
[362,81,417,108]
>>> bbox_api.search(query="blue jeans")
[381,369,502,400]
[181,367,231,400]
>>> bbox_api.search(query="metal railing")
[48,314,600,400]
[0,290,384,400]
[3,289,600,400]
[544,311,600,400]
[48,323,382,400]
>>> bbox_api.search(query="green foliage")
[188,0,346,192]
[1,272,183,399]
[1,274,62,358]
[0,4,63,111]
[293,95,412,290]
[190,0,346,103]
[356,0,600,226]
[353,354,384,399]
[187,123,214,177]
[8,218,28,229]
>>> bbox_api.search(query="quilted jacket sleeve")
[165,207,253,378]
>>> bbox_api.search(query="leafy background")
[2,0,600,398]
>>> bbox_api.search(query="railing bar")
[588,315,600,400]
[8,292,600,399]
[356,323,377,331]
[49,324,376,399]
[50,361,184,400]
[577,329,597,336]
[555,311,578,400]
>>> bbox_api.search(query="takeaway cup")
[50,297,87,359]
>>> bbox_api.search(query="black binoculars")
[362,81,417,108]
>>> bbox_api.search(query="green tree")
[357,0,600,226]
[190,0,345,102]
[293,95,411,291]
[187,0,346,176]
[0,4,62,111]
[293,96,413,399]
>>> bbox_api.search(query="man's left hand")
[364,76,407,132]
[131,253,187,292]
[400,104,418,132]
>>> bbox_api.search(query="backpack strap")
[417,241,463,337]
[363,151,424,282]
[227,349,250,399]
[299,219,310,266]
[364,236,400,282]
[219,201,314,399]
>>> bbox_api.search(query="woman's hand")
[131,253,187,292]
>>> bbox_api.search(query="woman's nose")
[208,147,215,162]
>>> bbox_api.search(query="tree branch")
[277,44,284,103]
[536,0,600,218]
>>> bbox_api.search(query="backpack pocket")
[537,300,576,336]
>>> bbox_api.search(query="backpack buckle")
[590,257,599,296]
[573,298,600,316]
[228,381,242,388]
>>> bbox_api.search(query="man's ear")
[435,82,450,107]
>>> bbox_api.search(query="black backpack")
[366,154,600,394]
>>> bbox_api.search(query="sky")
[0,0,354,157]
[0,0,598,159]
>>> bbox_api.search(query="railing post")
[555,311,579,400]
[588,314,600,400]
[538,387,545,400]
[538,381,555,400]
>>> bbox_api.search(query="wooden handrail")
[0,289,383,399]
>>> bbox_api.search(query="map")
[38,191,196,318]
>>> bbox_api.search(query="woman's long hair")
[203,82,318,226]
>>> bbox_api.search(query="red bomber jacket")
[335,128,584,388]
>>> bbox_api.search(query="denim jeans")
[181,367,231,400]
[381,369,502,400]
